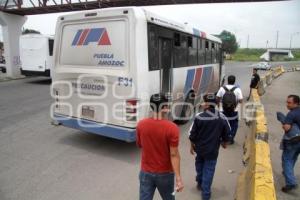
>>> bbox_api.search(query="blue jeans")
[282,142,300,186]
[195,156,218,200]
[223,111,239,142]
[139,171,175,200]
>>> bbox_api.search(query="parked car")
[0,63,6,73]
[251,62,271,70]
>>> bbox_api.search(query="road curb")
[0,75,27,82]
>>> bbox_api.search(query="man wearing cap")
[137,93,184,200]
[189,94,231,200]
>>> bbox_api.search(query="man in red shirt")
[137,93,184,200]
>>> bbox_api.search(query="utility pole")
[266,40,269,49]
[247,35,249,49]
[290,32,300,49]
[275,31,279,48]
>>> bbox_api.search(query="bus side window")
[198,38,205,65]
[211,42,216,63]
[174,33,180,47]
[148,25,159,71]
[215,44,219,63]
[205,40,210,64]
[188,36,197,66]
[48,39,54,56]
[174,33,188,68]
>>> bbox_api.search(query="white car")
[251,62,271,70]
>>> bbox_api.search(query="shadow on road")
[26,78,52,85]
[58,131,140,165]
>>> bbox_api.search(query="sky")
[1,0,300,48]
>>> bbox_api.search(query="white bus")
[20,34,54,77]
[52,7,224,142]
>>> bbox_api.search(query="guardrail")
[235,89,277,200]
[292,67,300,71]
[257,66,285,96]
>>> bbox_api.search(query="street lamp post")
[290,32,300,49]
[275,31,279,48]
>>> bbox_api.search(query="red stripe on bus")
[77,29,90,46]
[193,67,203,93]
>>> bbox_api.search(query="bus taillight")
[125,99,138,121]
[54,89,59,109]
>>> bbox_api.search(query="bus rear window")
[21,38,45,50]
[59,19,128,69]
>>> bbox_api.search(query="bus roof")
[58,7,221,43]
[143,9,222,43]
[21,34,54,39]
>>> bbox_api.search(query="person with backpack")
[189,93,230,200]
[216,75,243,144]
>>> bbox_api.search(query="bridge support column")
[0,12,27,78]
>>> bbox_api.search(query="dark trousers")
[247,88,252,101]
[247,87,257,101]
[223,111,239,142]
[195,156,218,200]
[282,142,300,186]
[139,171,175,200]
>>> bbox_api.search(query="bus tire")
[176,92,195,125]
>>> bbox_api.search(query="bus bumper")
[54,114,136,142]
[20,69,50,77]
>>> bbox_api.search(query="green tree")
[216,30,238,54]
[22,28,41,35]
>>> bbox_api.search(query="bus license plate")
[82,106,94,118]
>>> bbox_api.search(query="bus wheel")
[176,93,195,125]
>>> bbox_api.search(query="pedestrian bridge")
[0,0,284,15]
[260,49,294,61]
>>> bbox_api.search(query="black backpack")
[222,86,238,112]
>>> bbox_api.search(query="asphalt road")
[0,61,299,200]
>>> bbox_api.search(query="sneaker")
[282,185,298,193]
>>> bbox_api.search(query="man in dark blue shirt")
[281,94,300,193]
[189,94,230,200]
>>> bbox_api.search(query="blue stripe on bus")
[72,29,83,46]
[193,28,200,37]
[54,114,136,142]
[184,69,195,95]
[83,28,104,45]
[199,67,212,94]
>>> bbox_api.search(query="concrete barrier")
[273,66,285,78]
[257,66,285,96]
[257,77,266,96]
[265,72,273,85]
[235,89,277,200]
